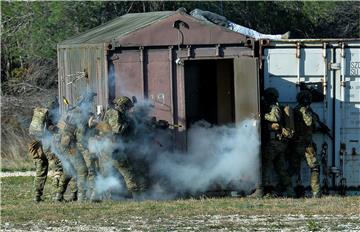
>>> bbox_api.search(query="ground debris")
[2,214,359,231]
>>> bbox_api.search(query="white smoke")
[94,175,124,195]
[40,91,260,200]
[151,119,260,196]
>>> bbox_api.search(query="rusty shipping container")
[58,9,260,150]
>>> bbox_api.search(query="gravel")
[0,171,36,177]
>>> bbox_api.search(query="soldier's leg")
[249,142,274,197]
[29,141,49,202]
[83,152,99,201]
[117,165,138,198]
[304,143,321,198]
[68,177,78,201]
[33,158,48,202]
[98,150,129,199]
[285,140,298,177]
[292,142,305,181]
[69,151,88,201]
[132,159,150,198]
[273,142,294,196]
[46,152,62,200]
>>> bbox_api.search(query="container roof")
[59,11,175,45]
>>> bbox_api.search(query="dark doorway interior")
[184,59,234,128]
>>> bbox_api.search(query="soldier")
[29,97,70,202]
[57,91,97,201]
[250,88,294,197]
[293,90,321,198]
[103,96,144,198]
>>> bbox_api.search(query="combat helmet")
[46,96,59,109]
[296,90,312,105]
[113,96,134,112]
[264,87,279,104]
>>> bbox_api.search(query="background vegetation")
[1,1,359,170]
[2,1,359,85]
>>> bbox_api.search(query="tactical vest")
[294,105,314,140]
[280,105,295,139]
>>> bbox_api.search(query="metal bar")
[139,46,146,98]
[296,42,301,86]
[103,44,109,108]
[168,46,175,125]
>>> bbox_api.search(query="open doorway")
[184,59,234,129]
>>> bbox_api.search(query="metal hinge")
[329,63,341,70]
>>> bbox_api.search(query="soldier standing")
[293,90,321,198]
[57,91,96,201]
[250,88,293,197]
[29,97,69,202]
[103,96,142,198]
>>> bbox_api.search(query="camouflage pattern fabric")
[293,104,321,197]
[83,149,99,200]
[57,108,89,201]
[115,153,149,195]
[98,144,130,199]
[262,104,292,191]
[262,140,291,189]
[104,108,132,136]
[103,106,144,197]
[30,140,49,200]
[30,139,76,201]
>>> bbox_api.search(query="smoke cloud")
[150,119,260,196]
[39,90,260,200]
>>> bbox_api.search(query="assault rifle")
[150,117,182,129]
[309,108,334,140]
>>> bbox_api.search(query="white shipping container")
[263,39,360,195]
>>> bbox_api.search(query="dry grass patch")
[1,176,359,231]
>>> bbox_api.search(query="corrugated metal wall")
[57,44,108,113]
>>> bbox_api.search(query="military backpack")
[29,107,49,138]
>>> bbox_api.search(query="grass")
[1,176,360,231]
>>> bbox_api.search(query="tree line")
[1,1,359,87]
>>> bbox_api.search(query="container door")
[335,44,360,193]
[233,57,260,123]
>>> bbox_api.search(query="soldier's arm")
[118,120,130,135]
[300,106,313,126]
[264,105,281,123]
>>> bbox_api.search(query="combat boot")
[248,187,264,198]
[77,193,87,202]
[90,192,102,203]
[312,191,322,198]
[34,196,43,203]
[283,187,296,198]
[70,192,78,202]
[54,193,64,202]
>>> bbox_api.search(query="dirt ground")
[1,175,359,232]
[2,214,360,231]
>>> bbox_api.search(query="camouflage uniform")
[103,96,146,197]
[249,88,293,198]
[57,92,96,201]
[262,88,293,195]
[29,97,72,202]
[293,91,321,198]
[84,114,101,201]
[262,102,292,194]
